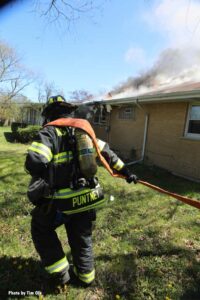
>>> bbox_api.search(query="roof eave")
[138,89,200,104]
[86,89,200,106]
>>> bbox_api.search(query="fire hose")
[138,179,200,210]
[46,118,200,210]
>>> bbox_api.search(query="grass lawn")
[0,126,200,299]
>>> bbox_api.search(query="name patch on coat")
[72,190,99,208]
[53,185,105,214]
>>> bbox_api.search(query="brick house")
[21,103,43,125]
[86,81,200,182]
[22,101,80,125]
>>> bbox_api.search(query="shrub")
[16,125,41,143]
[11,122,27,133]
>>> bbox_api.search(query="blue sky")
[1,0,200,101]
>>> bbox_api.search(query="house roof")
[88,81,200,106]
[21,100,80,109]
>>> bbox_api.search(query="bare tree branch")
[69,89,93,102]
[35,79,64,103]
[33,0,106,27]
[0,41,35,122]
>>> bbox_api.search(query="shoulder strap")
[45,118,125,179]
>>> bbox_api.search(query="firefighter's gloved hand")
[126,174,138,184]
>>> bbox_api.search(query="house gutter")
[96,89,200,106]
[126,99,149,166]
[85,88,200,166]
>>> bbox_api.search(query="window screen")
[118,106,134,120]
[188,105,200,134]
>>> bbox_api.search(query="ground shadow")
[132,163,200,197]
[163,200,183,220]
[0,256,45,299]
[137,246,200,300]
[0,151,27,183]
[0,255,68,299]
[95,253,137,300]
[3,132,16,143]
[101,225,200,299]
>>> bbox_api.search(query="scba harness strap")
[45,118,200,212]
[45,118,118,214]
[45,118,125,179]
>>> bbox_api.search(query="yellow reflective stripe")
[113,159,124,171]
[45,256,69,274]
[55,128,63,136]
[53,187,91,199]
[63,199,105,215]
[57,96,64,102]
[97,139,106,152]
[48,96,64,104]
[79,270,95,283]
[55,127,67,137]
[73,267,95,283]
[28,142,52,162]
[48,97,54,104]
[53,151,73,163]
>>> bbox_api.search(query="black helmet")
[42,95,78,118]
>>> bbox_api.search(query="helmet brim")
[42,101,78,117]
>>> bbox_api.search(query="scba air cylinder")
[75,129,97,179]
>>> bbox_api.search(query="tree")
[69,89,93,119]
[35,1,100,23]
[0,42,32,98]
[69,89,93,103]
[36,80,64,103]
[0,1,104,26]
[0,41,33,124]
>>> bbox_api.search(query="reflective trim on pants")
[45,256,69,274]
[73,266,95,284]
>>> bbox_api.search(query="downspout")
[105,104,112,144]
[127,99,149,165]
[107,111,111,144]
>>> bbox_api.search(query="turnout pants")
[31,202,96,285]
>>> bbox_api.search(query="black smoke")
[111,47,200,96]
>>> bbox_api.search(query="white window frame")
[185,102,200,139]
[118,106,135,120]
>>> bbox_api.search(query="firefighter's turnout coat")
[25,121,129,284]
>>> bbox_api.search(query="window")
[93,106,106,125]
[118,106,135,120]
[30,109,36,125]
[185,104,200,138]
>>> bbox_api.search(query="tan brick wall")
[93,125,108,142]
[92,106,145,160]
[92,102,200,181]
[109,106,145,160]
[145,102,200,180]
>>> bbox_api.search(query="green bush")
[11,122,27,133]
[16,125,41,143]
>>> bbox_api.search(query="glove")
[126,174,138,184]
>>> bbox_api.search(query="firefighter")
[25,95,138,290]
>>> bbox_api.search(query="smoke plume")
[110,47,200,98]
